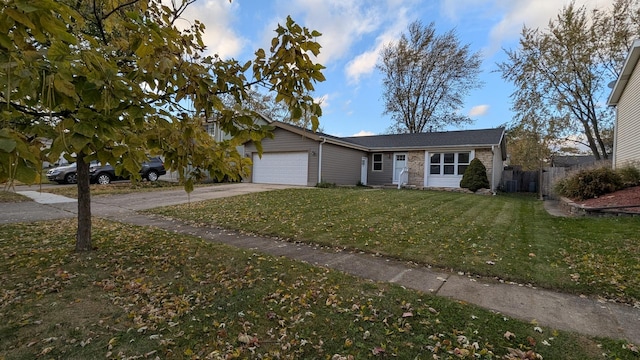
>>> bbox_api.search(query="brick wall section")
[475,148,493,185]
[408,151,424,186]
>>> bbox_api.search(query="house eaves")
[608,39,640,106]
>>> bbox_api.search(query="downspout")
[318,137,327,184]
[491,145,497,194]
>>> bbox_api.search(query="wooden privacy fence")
[542,167,566,199]
[502,167,566,198]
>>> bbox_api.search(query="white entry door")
[393,153,407,184]
[360,157,368,185]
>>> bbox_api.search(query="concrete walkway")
[5,184,640,344]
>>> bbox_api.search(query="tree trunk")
[579,119,603,160]
[75,156,92,252]
[591,119,609,159]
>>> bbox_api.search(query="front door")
[393,153,407,184]
[360,157,368,185]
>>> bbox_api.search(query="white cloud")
[315,94,330,110]
[176,0,246,58]
[352,130,376,137]
[273,0,380,65]
[441,0,615,56]
[345,5,411,83]
[469,104,490,117]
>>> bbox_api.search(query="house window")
[430,152,471,175]
[372,153,383,171]
[206,122,217,138]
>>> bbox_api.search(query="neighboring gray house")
[550,155,596,169]
[244,121,507,191]
[607,39,640,169]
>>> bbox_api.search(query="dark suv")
[46,157,166,185]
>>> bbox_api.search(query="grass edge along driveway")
[148,188,640,305]
[0,219,637,359]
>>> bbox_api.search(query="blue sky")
[180,0,614,137]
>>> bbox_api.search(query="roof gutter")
[608,39,640,106]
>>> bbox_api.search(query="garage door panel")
[252,152,308,185]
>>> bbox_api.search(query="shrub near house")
[460,158,490,192]
[555,165,640,200]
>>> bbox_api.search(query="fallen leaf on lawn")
[527,336,536,346]
[331,355,354,360]
[372,346,385,355]
[454,348,470,356]
[363,330,370,340]
[238,333,253,344]
[504,331,516,340]
[624,343,638,353]
[534,326,543,333]
[505,347,540,360]
[529,253,536,257]
[402,312,413,318]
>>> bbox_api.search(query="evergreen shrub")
[460,158,490,192]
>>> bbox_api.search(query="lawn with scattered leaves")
[41,180,189,198]
[0,190,29,203]
[149,188,640,305]
[1,219,636,359]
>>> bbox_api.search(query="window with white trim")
[429,152,471,175]
[372,153,383,171]
[206,122,217,137]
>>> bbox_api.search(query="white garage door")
[252,152,308,185]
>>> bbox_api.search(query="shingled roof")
[341,128,506,150]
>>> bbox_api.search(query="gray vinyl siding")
[244,128,319,186]
[615,63,640,169]
[367,152,394,185]
[320,143,367,185]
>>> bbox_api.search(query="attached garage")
[252,152,309,186]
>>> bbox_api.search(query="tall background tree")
[0,0,324,251]
[221,87,325,130]
[499,0,640,161]
[377,20,482,134]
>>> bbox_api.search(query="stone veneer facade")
[474,148,493,186]
[407,151,424,186]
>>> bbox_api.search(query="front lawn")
[0,190,30,203]
[42,180,186,198]
[0,219,635,359]
[149,188,640,304]
[41,180,228,198]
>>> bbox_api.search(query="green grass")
[41,180,227,198]
[0,190,30,203]
[42,180,187,198]
[148,188,640,304]
[0,219,636,359]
